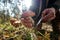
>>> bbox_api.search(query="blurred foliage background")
[0,0,51,40]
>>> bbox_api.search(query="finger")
[42,9,49,17]
[21,17,32,23]
[22,10,35,17]
[49,8,55,13]
[21,18,33,27]
[23,19,31,23]
[44,12,55,21]
[49,16,56,21]
[48,13,56,21]
[42,16,48,22]
[21,18,27,26]
[43,10,54,18]
[21,18,25,23]
[42,11,52,22]
[21,18,24,21]
[21,21,32,27]
[25,17,30,20]
[26,23,32,27]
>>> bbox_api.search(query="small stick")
[36,17,43,27]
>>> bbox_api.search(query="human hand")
[21,10,35,28]
[42,8,56,22]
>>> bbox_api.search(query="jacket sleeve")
[50,0,60,34]
[48,0,60,11]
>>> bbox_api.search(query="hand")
[42,8,56,22]
[21,10,35,28]
[10,10,35,28]
[21,17,34,28]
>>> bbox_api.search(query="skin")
[21,8,56,27]
[10,8,56,27]
[42,8,56,22]
[21,10,35,27]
